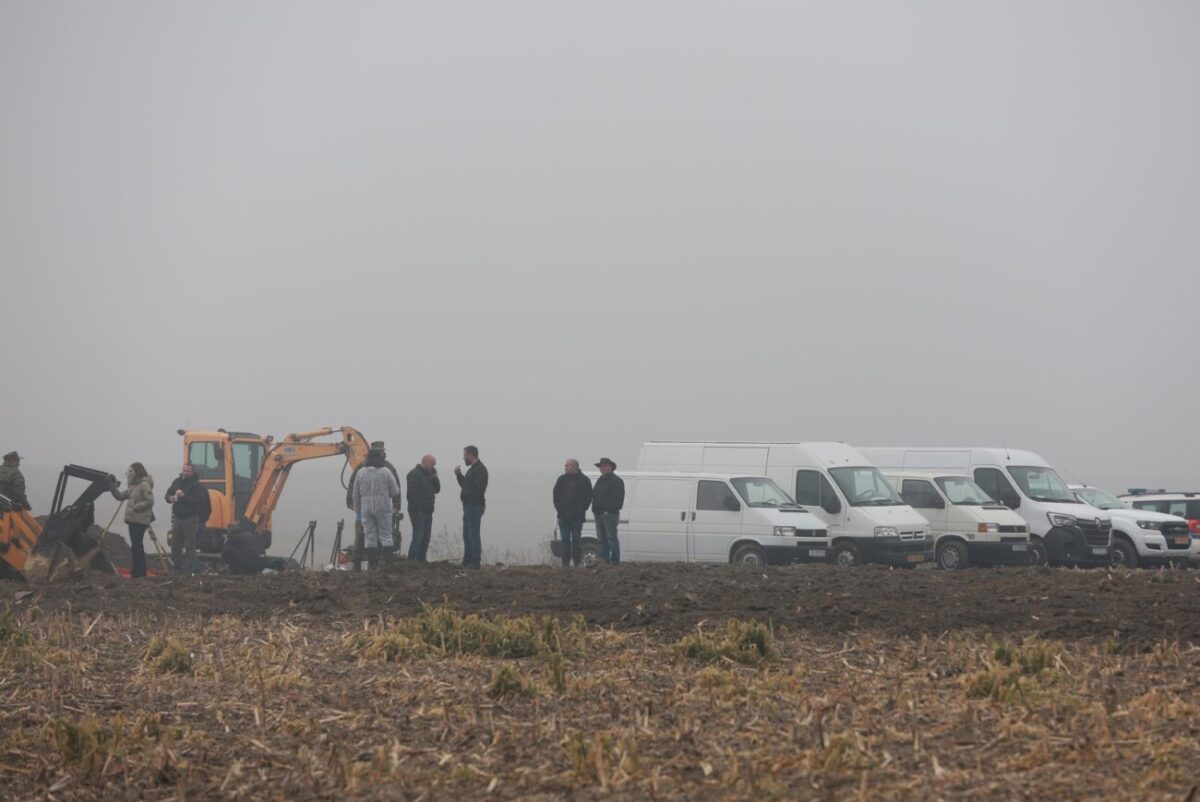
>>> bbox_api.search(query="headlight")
[1047,513,1077,528]
[977,523,999,534]
[773,526,796,537]
[1136,520,1163,531]
[874,526,899,538]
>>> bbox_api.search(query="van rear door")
[689,479,742,562]
[627,476,693,561]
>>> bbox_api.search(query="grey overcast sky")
[2,1,1197,492]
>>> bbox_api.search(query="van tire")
[937,540,969,571]
[731,544,766,566]
[832,542,861,567]
[1109,536,1138,569]
[1028,538,1048,567]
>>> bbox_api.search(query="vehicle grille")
[899,530,926,540]
[1162,522,1191,549]
[1000,536,1026,543]
[1077,518,1111,547]
[795,529,828,537]
[998,525,1027,533]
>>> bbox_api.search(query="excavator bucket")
[18,466,120,582]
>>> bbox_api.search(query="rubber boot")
[367,547,379,571]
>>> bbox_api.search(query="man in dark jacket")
[591,458,625,564]
[553,458,593,567]
[346,441,402,568]
[454,445,488,569]
[165,464,211,575]
[406,454,440,562]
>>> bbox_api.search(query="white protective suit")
[353,465,401,549]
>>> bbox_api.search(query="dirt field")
[2,563,1199,800]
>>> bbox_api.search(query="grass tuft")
[674,620,774,666]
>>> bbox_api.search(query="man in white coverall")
[353,447,402,570]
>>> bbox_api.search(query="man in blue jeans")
[455,445,488,569]
[591,458,625,564]
[553,458,593,567]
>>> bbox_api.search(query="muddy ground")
[2,564,1199,801]
[4,561,1199,643]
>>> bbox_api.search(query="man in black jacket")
[591,458,625,564]
[553,458,593,567]
[406,454,440,562]
[455,445,488,569]
[165,464,211,575]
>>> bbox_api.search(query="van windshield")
[1006,466,1078,503]
[935,476,995,506]
[1073,487,1127,510]
[829,467,904,506]
[731,477,800,508]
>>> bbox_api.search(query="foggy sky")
[3,1,1197,495]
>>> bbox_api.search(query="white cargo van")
[1069,485,1194,568]
[883,470,1033,569]
[861,448,1112,567]
[636,443,933,567]
[548,472,829,566]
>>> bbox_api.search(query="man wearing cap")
[552,458,593,567]
[0,451,31,510]
[346,441,401,568]
[353,445,402,569]
[591,458,625,564]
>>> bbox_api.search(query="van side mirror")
[723,496,741,512]
[822,498,842,515]
[1000,492,1020,509]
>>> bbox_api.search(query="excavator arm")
[240,426,370,532]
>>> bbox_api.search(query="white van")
[883,470,1033,570]
[548,472,830,566]
[861,448,1112,567]
[636,443,933,567]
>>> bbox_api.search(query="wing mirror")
[723,496,742,512]
[1000,492,1020,509]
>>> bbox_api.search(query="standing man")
[353,446,402,569]
[591,458,624,564]
[0,451,31,510]
[406,454,440,562]
[165,464,211,575]
[553,459,593,567]
[346,441,402,569]
[455,445,488,569]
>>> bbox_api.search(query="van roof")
[638,441,873,469]
[860,447,1053,470]
[880,469,972,480]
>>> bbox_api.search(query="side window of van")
[696,480,738,511]
[795,470,842,515]
[901,480,944,509]
[974,468,1018,507]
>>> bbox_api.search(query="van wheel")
[731,544,766,566]
[1109,537,1138,569]
[1028,539,1048,567]
[937,541,968,571]
[832,543,861,567]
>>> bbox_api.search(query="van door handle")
[691,511,696,521]
[680,511,686,521]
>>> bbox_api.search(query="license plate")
[906,554,925,563]
[1092,547,1108,556]
[808,549,826,558]
[1172,537,1189,546]
[1011,544,1027,551]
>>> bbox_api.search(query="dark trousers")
[461,503,484,568]
[128,522,148,578]
[408,509,433,561]
[558,519,583,566]
[594,512,620,564]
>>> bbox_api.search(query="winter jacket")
[165,474,211,523]
[457,461,489,506]
[591,473,625,515]
[0,464,30,509]
[112,475,155,525]
[553,472,594,523]
[353,465,401,514]
[406,465,441,513]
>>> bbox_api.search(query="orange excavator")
[179,426,371,555]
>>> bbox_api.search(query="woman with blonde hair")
[110,462,155,578]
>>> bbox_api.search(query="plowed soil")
[4,561,1199,643]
